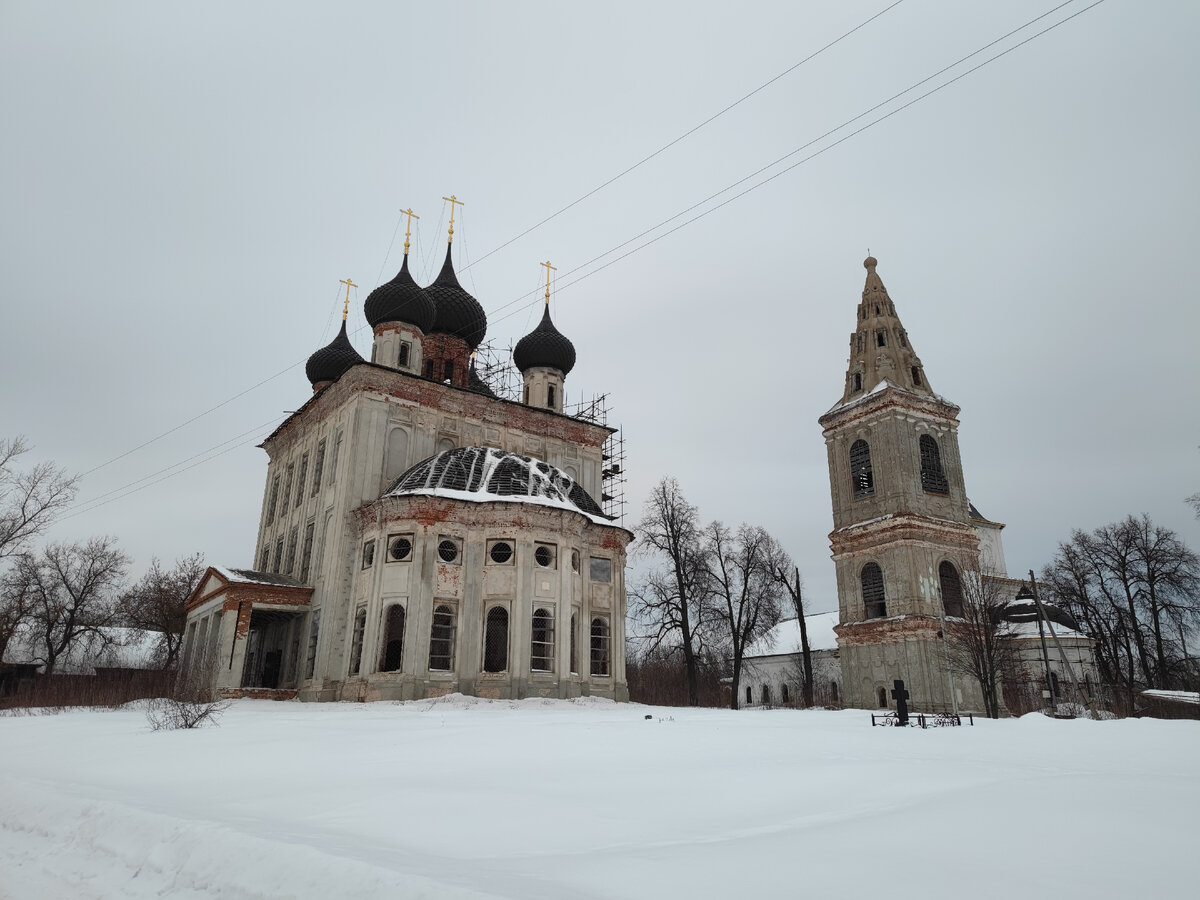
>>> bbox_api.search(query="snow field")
[1,696,1197,899]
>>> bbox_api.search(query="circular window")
[489,541,513,564]
[438,540,459,563]
[571,550,580,573]
[535,545,554,568]
[389,537,412,561]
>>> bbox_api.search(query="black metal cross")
[891,679,910,725]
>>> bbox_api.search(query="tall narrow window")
[329,429,343,485]
[547,384,555,408]
[362,540,376,569]
[746,686,752,704]
[299,521,316,582]
[853,372,862,392]
[531,609,554,672]
[939,561,964,618]
[919,434,949,494]
[266,474,280,525]
[781,683,790,704]
[380,605,405,672]
[856,332,864,353]
[348,607,367,675]
[273,538,284,574]
[590,618,610,676]
[569,612,578,674]
[259,544,270,571]
[911,366,922,386]
[429,604,456,671]
[295,453,308,507]
[311,439,326,496]
[483,607,509,673]
[282,463,294,515]
[424,359,435,378]
[304,610,321,679]
[899,331,908,348]
[876,330,886,347]
[285,526,298,575]
[443,360,454,382]
[523,384,529,404]
[849,439,874,497]
[862,563,886,619]
[398,341,410,368]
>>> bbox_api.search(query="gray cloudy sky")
[2,0,1198,610]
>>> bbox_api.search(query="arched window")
[850,440,874,497]
[531,609,554,672]
[781,683,790,704]
[830,681,839,705]
[938,561,964,618]
[348,607,367,676]
[590,617,610,676]
[428,604,456,671]
[483,607,509,673]
[861,563,886,619]
[569,612,578,674]
[853,372,862,392]
[920,434,949,494]
[380,605,405,672]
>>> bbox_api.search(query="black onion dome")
[513,304,576,375]
[305,321,364,387]
[425,244,487,349]
[363,255,436,332]
[467,360,497,398]
[386,446,606,519]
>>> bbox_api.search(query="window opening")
[590,617,610,676]
[443,360,454,382]
[523,384,529,404]
[876,330,886,347]
[488,541,514,564]
[853,372,862,392]
[282,464,294,518]
[857,332,864,353]
[877,686,888,708]
[862,563,886,619]
[899,331,907,348]
[299,521,315,582]
[285,526,298,575]
[438,538,460,563]
[939,561,964,618]
[348,607,367,675]
[371,344,377,363]
[398,341,410,368]
[571,550,580,573]
[535,543,556,568]
[831,682,839,704]
[531,609,554,672]
[547,384,555,408]
[273,538,284,574]
[311,439,326,495]
[380,605,405,672]
[266,474,280,524]
[762,684,771,706]
[329,429,342,485]
[389,534,413,562]
[259,544,270,571]
[911,366,922,386]
[428,604,456,671]
[295,453,308,507]
[570,612,578,674]
[849,439,874,497]
[362,540,376,569]
[875,304,880,315]
[919,434,949,494]
[781,683,790,704]
[483,607,509,673]
[424,359,435,378]
[589,557,612,583]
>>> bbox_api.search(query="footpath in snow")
[1,695,1197,899]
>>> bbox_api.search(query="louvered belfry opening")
[920,434,949,494]
[850,439,874,497]
[861,563,887,619]
[939,561,964,618]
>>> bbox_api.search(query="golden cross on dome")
[442,194,464,243]
[339,277,357,321]
[540,260,556,304]
[401,208,419,256]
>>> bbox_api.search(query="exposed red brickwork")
[221,688,298,700]
[835,616,942,646]
[421,333,471,387]
[187,567,314,613]
[829,514,979,558]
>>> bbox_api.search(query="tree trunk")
[794,568,814,708]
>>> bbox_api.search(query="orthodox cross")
[891,679,910,725]
[540,260,556,304]
[339,277,357,321]
[442,194,464,243]
[401,208,419,256]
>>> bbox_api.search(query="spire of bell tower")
[841,256,931,403]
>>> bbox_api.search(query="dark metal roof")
[513,304,576,375]
[467,360,497,397]
[364,254,436,332]
[426,244,487,349]
[305,320,364,386]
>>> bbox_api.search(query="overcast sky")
[2,0,1198,610]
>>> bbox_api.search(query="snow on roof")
[745,611,840,658]
[212,565,304,588]
[1004,621,1091,641]
[1141,689,1200,705]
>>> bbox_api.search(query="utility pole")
[1028,569,1099,720]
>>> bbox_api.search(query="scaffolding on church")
[472,341,521,402]
[566,393,627,524]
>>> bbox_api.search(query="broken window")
[311,439,326,496]
[299,521,315,582]
[362,539,376,569]
[569,612,578,674]
[483,606,509,673]
[939,561,964,618]
[266,474,280,525]
[380,605,405,672]
[531,609,554,672]
[590,617,610,676]
[295,453,308,507]
[348,606,367,676]
[920,434,949,494]
[589,557,612,583]
[429,604,456,671]
[850,439,874,497]
[862,563,886,619]
[304,610,321,679]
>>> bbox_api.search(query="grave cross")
[891,679,910,726]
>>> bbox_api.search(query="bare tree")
[764,538,813,708]
[120,553,205,669]
[705,522,784,710]
[9,537,129,674]
[943,568,1016,719]
[629,478,713,706]
[0,436,78,562]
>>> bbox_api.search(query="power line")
[462,0,908,272]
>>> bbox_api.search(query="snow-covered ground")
[2,696,1196,899]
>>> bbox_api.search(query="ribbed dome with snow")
[425,245,487,349]
[364,255,436,332]
[305,321,364,387]
[386,446,606,519]
[513,304,576,375]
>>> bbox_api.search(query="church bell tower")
[819,256,983,713]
